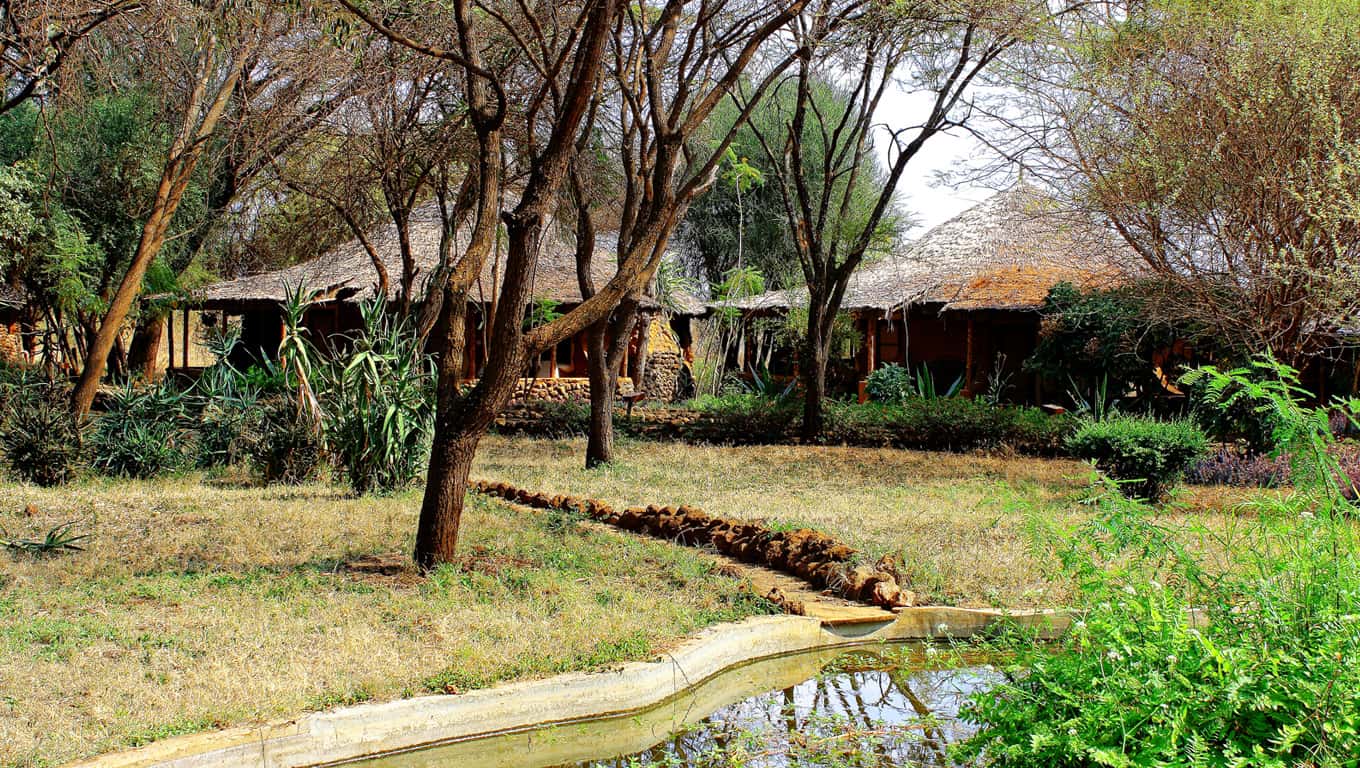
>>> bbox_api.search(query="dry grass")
[474,436,1261,609]
[0,478,766,768]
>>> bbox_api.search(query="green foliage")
[526,297,563,330]
[822,399,1074,455]
[1028,282,1180,406]
[1,522,89,556]
[89,383,194,479]
[191,340,263,470]
[321,299,434,494]
[959,356,1360,767]
[864,363,914,403]
[1067,417,1208,500]
[679,80,902,290]
[864,363,962,403]
[0,376,83,486]
[249,394,326,485]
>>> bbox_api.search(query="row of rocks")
[471,479,916,610]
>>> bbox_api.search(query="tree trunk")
[126,315,164,381]
[801,301,830,440]
[585,323,617,469]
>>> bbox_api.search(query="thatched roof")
[192,205,700,313]
[723,185,1135,314]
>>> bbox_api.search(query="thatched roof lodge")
[179,205,701,401]
[726,185,1136,403]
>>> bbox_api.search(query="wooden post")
[898,310,909,366]
[549,342,559,378]
[865,314,878,373]
[166,309,175,372]
[964,315,976,397]
[181,309,190,368]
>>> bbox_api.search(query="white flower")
[936,622,950,634]
[1106,650,1122,661]
[1150,579,1163,591]
[1123,585,1138,596]
[1166,654,1178,664]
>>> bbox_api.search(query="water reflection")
[568,651,1001,767]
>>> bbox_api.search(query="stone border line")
[471,479,915,610]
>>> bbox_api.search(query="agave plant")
[320,298,434,494]
[2,522,89,555]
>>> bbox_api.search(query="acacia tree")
[742,0,1039,438]
[339,0,813,562]
[995,0,1360,367]
[571,0,816,468]
[1,0,143,114]
[70,0,358,415]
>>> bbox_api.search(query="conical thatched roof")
[192,205,699,313]
[724,185,1136,313]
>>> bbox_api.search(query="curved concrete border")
[67,607,1068,768]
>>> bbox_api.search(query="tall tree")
[995,0,1360,366]
[571,0,815,468]
[69,0,358,414]
[742,0,1040,438]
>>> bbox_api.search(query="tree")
[69,0,360,414]
[1,0,143,115]
[569,0,815,469]
[1001,0,1360,367]
[741,0,1037,438]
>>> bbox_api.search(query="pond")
[358,644,1001,768]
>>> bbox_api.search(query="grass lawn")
[0,477,767,768]
[474,435,1262,609]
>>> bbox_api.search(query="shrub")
[0,380,83,486]
[88,383,193,479]
[249,395,325,485]
[864,363,913,403]
[321,300,433,494]
[822,398,1075,455]
[191,360,263,469]
[958,358,1360,766]
[1067,416,1208,499]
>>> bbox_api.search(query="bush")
[191,361,263,469]
[864,363,913,403]
[249,395,325,485]
[822,398,1075,455]
[958,359,1360,766]
[1067,416,1208,500]
[0,380,83,486]
[321,300,433,494]
[88,383,193,479]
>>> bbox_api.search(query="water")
[358,644,1000,768]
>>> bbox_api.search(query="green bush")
[191,360,263,469]
[89,383,193,479]
[822,398,1075,455]
[0,379,83,486]
[321,300,433,494]
[1067,416,1208,500]
[249,395,325,485]
[958,359,1360,766]
[864,363,914,403]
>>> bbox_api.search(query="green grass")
[0,476,768,768]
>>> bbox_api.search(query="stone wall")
[0,320,24,365]
[477,377,637,404]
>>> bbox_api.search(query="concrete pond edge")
[68,608,1071,768]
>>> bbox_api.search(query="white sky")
[874,87,999,236]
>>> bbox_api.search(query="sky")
[873,86,1000,237]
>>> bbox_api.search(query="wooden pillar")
[865,314,878,373]
[964,315,976,397]
[898,311,909,366]
[549,341,559,378]
[165,309,176,372]
[181,309,190,368]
